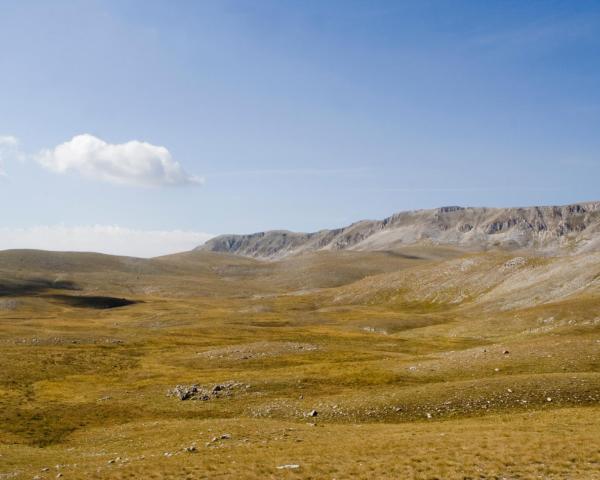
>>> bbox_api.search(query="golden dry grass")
[1,247,599,479]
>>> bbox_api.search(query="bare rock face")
[197,202,600,259]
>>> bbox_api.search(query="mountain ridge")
[198,201,600,259]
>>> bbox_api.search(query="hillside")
[198,201,600,259]
[0,246,453,299]
[2,242,600,478]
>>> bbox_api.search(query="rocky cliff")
[198,202,600,259]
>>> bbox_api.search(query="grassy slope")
[0,247,599,479]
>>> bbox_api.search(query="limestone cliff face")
[198,202,600,259]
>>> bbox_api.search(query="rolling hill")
[2,204,600,479]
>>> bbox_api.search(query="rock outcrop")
[198,202,600,259]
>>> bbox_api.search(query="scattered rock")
[185,445,197,453]
[168,381,248,401]
[307,410,318,417]
[206,434,231,446]
[362,326,388,335]
[276,464,300,470]
[0,299,18,311]
[502,257,526,270]
[169,384,199,401]
[198,342,318,361]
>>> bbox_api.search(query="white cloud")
[36,134,202,187]
[0,225,214,258]
[0,135,19,147]
[0,135,25,176]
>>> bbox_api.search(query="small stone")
[308,410,318,417]
[185,445,197,453]
[276,464,300,470]
[220,434,231,440]
[426,413,432,419]
[546,397,552,402]
[503,350,510,355]
[507,388,513,393]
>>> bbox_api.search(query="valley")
[1,232,600,478]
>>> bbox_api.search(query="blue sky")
[1,0,599,256]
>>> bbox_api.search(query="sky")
[1,0,599,256]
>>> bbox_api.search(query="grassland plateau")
[1,205,600,479]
